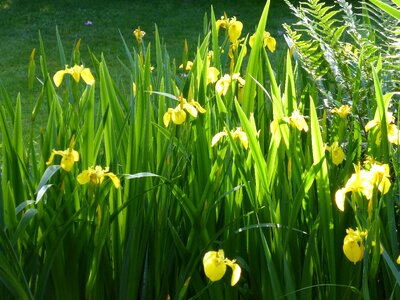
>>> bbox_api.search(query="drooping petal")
[77,170,91,185]
[190,101,206,114]
[365,119,379,132]
[53,70,67,87]
[46,150,56,166]
[225,260,241,286]
[81,68,95,85]
[211,131,228,147]
[105,172,121,189]
[163,110,172,127]
[183,103,198,118]
[335,188,346,211]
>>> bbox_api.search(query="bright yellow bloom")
[212,127,248,149]
[284,110,308,132]
[227,17,243,43]
[207,67,220,84]
[249,31,276,52]
[331,105,352,119]
[53,64,95,87]
[326,142,345,165]
[203,249,241,286]
[179,61,193,71]
[335,162,391,211]
[365,111,400,145]
[216,14,243,43]
[77,165,120,188]
[46,148,79,172]
[397,255,400,265]
[215,73,245,96]
[343,228,367,264]
[216,74,231,96]
[133,27,145,44]
[163,95,206,127]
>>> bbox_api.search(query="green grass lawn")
[0,0,293,101]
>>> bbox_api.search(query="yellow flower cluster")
[46,147,120,188]
[335,161,391,211]
[163,95,206,127]
[343,228,367,264]
[53,64,95,87]
[203,249,241,286]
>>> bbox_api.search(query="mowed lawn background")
[0,0,294,117]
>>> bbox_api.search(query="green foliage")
[0,0,400,299]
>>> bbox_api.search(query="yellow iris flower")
[212,127,248,149]
[216,14,243,43]
[249,31,276,52]
[53,64,95,87]
[163,95,206,127]
[365,111,400,145]
[77,165,120,188]
[343,228,367,264]
[215,73,245,96]
[331,105,352,119]
[46,148,79,172]
[335,162,391,211]
[203,249,241,286]
[282,110,309,132]
[325,142,345,165]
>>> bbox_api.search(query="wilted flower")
[212,127,248,149]
[163,95,206,127]
[77,165,120,188]
[203,249,241,286]
[53,64,95,87]
[343,228,367,264]
[249,31,276,52]
[331,105,352,119]
[133,27,145,44]
[325,142,345,165]
[46,148,79,172]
